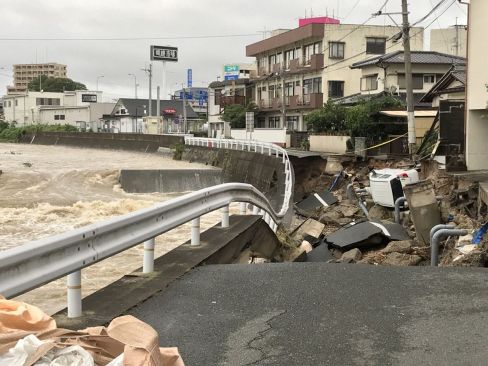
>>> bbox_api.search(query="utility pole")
[401,0,416,156]
[142,64,153,116]
[455,17,459,56]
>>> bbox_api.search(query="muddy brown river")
[0,143,234,314]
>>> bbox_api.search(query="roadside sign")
[246,112,254,133]
[150,45,178,62]
[199,98,204,106]
[187,69,192,88]
[223,64,239,81]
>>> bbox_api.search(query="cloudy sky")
[0,0,467,101]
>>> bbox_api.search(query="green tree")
[305,100,347,133]
[28,75,87,92]
[221,103,258,129]
[345,95,404,141]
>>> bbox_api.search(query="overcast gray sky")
[0,0,467,101]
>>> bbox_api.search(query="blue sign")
[224,75,238,81]
[198,98,204,106]
[187,69,192,88]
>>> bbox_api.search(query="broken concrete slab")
[293,218,325,242]
[306,244,332,263]
[325,221,385,251]
[296,190,338,214]
[300,241,314,253]
[341,248,362,263]
[371,221,411,241]
[382,252,422,266]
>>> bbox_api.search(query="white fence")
[229,128,287,146]
[184,137,293,217]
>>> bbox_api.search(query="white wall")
[309,135,350,154]
[430,27,467,57]
[466,0,488,170]
[230,128,287,146]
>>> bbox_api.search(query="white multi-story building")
[1,90,113,130]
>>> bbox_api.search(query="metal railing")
[0,183,283,318]
[184,137,293,217]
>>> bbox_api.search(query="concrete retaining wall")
[20,132,184,152]
[182,146,287,214]
[309,135,350,154]
[119,169,222,193]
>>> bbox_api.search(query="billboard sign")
[150,45,178,62]
[187,69,192,88]
[81,94,97,103]
[223,64,239,80]
[163,108,177,114]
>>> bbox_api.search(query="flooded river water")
[0,143,234,314]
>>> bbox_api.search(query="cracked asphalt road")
[128,263,488,365]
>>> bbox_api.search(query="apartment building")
[245,20,424,131]
[465,0,488,170]
[7,63,67,94]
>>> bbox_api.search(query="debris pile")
[284,157,488,268]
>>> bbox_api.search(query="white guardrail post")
[143,238,155,273]
[191,217,201,246]
[221,204,230,228]
[239,202,247,215]
[67,270,82,318]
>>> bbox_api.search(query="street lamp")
[128,73,138,99]
[96,75,104,91]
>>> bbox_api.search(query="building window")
[329,42,345,59]
[36,98,61,106]
[361,74,379,91]
[328,81,345,98]
[285,82,294,97]
[256,116,266,128]
[268,85,275,100]
[54,114,65,120]
[366,37,386,54]
[268,116,281,128]
[286,116,299,131]
[269,54,276,67]
[284,49,296,68]
[214,89,222,105]
[424,74,436,84]
[276,84,282,99]
[15,100,18,106]
[398,74,424,90]
[304,42,323,64]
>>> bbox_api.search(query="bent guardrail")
[184,137,293,217]
[0,183,281,317]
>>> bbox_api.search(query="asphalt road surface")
[129,263,488,365]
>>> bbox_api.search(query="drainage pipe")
[429,223,455,243]
[431,228,468,267]
[394,197,407,224]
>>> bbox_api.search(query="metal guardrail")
[184,137,293,217]
[0,183,282,317]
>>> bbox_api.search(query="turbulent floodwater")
[0,143,232,314]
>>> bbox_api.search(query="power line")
[0,33,261,42]
[412,0,450,26]
[325,0,457,74]
[342,0,362,21]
